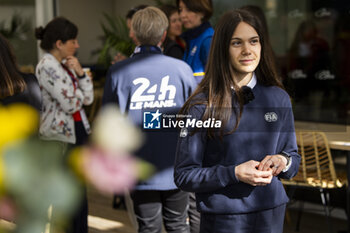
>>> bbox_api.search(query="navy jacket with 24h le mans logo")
[102,45,197,191]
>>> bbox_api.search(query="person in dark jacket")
[174,9,301,233]
[177,0,214,84]
[0,34,41,111]
[160,4,185,60]
[103,6,197,233]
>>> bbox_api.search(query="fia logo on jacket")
[264,112,278,122]
[130,75,177,110]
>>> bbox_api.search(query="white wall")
[57,0,157,65]
[35,0,55,60]
[58,0,115,65]
[113,0,155,18]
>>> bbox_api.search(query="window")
[213,0,350,124]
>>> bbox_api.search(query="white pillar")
[35,0,55,61]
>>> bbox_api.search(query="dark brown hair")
[0,34,26,99]
[180,9,283,138]
[126,4,148,19]
[35,17,78,52]
[176,0,213,22]
[160,4,178,20]
[240,5,269,40]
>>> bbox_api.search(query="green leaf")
[96,13,135,67]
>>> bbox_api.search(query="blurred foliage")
[97,13,134,68]
[3,138,81,233]
[0,104,80,233]
[97,0,176,67]
[0,13,30,40]
[0,11,37,66]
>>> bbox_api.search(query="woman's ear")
[199,12,205,22]
[55,40,63,50]
[161,30,167,44]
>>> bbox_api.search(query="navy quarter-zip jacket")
[174,82,301,214]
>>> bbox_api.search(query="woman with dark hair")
[174,9,300,233]
[126,4,149,29]
[35,17,93,146]
[176,0,214,84]
[160,4,184,59]
[0,34,41,111]
[35,17,93,233]
[240,5,269,40]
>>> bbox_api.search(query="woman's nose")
[179,10,186,19]
[242,44,252,55]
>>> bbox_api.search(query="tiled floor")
[87,187,348,233]
[88,187,135,233]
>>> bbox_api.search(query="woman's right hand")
[65,56,84,76]
[235,160,273,186]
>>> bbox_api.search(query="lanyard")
[61,64,78,89]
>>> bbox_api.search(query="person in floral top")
[35,17,93,233]
[35,17,93,145]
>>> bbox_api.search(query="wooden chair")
[282,131,347,232]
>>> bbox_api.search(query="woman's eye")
[251,39,259,45]
[231,41,241,46]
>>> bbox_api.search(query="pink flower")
[82,148,137,194]
[0,196,16,221]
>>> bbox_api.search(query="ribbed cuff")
[77,73,86,79]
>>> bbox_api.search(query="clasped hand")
[234,154,287,186]
[64,56,84,77]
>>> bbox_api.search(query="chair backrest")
[292,131,341,188]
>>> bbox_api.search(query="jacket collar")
[131,45,162,57]
[181,21,212,41]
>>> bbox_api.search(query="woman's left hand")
[258,154,288,176]
[65,56,84,76]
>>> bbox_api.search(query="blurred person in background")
[126,4,149,30]
[177,0,214,84]
[160,4,185,59]
[103,6,197,233]
[112,4,148,64]
[0,33,41,111]
[111,4,149,218]
[35,16,93,233]
[176,2,214,230]
[288,19,331,118]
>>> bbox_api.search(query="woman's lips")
[240,59,254,64]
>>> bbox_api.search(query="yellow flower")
[0,104,39,149]
[68,147,86,182]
